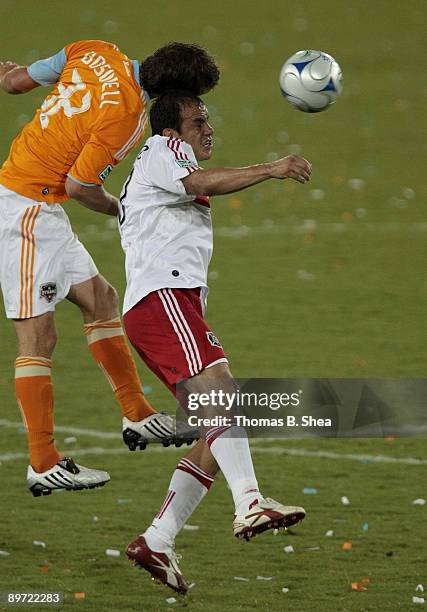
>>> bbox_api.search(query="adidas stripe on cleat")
[122,413,200,451]
[27,457,110,497]
[233,498,306,541]
[126,536,188,595]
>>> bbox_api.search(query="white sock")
[144,458,214,552]
[207,426,261,515]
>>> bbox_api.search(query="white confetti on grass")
[412,596,425,604]
[325,530,334,537]
[341,496,350,505]
[257,576,273,581]
[412,499,426,506]
[0,550,10,557]
[33,540,46,548]
[64,436,77,444]
[288,144,301,155]
[402,187,415,199]
[416,585,425,592]
[239,42,255,56]
[183,524,199,531]
[348,178,365,190]
[166,597,177,604]
[103,20,118,34]
[283,545,294,553]
[234,576,250,582]
[282,587,290,593]
[105,549,120,557]
[292,18,308,31]
[310,189,325,200]
[296,270,315,281]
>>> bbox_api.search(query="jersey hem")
[123,283,209,316]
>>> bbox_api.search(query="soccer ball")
[279,50,343,113]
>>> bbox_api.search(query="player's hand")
[0,61,20,85]
[269,154,312,184]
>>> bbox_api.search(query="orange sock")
[15,356,61,473]
[84,317,156,421]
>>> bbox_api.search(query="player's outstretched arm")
[0,63,39,94]
[181,154,312,196]
[65,178,119,217]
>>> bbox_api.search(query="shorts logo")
[206,331,222,348]
[40,282,57,303]
[99,164,113,182]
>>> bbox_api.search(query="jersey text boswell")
[81,50,121,108]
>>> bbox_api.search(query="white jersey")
[118,135,213,315]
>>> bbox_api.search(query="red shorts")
[124,288,228,394]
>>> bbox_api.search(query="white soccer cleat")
[122,412,200,451]
[27,457,110,497]
[126,535,188,595]
[233,497,306,541]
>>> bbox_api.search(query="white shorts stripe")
[157,290,195,377]
[161,289,200,375]
[166,289,203,371]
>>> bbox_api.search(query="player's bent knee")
[92,278,119,319]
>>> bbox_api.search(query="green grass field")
[0,1,426,610]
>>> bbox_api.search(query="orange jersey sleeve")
[0,40,148,203]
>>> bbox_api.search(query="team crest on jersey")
[206,331,222,348]
[40,282,57,303]
[175,159,194,169]
[99,164,113,182]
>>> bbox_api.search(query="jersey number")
[39,68,91,129]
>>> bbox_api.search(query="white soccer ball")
[279,50,343,113]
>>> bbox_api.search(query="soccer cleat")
[122,413,200,451]
[233,497,306,541]
[27,457,110,497]
[126,536,188,595]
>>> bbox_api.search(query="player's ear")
[162,128,180,138]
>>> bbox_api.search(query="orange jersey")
[0,40,148,203]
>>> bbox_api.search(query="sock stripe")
[84,317,124,344]
[15,357,52,367]
[177,460,214,489]
[178,459,214,482]
[15,357,52,379]
[156,490,176,519]
[206,426,231,448]
[84,317,122,331]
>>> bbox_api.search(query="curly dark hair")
[150,90,203,136]
[139,42,219,99]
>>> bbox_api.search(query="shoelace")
[169,546,183,568]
